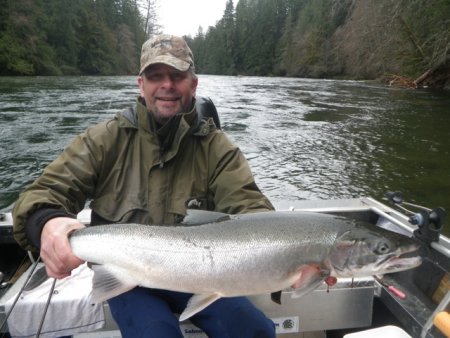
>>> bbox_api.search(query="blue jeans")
[107,287,276,338]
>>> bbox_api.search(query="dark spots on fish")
[182,236,199,248]
[271,290,282,305]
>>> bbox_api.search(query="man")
[12,35,276,337]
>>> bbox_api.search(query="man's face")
[138,63,198,125]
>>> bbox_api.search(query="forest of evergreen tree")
[0,0,153,75]
[1,0,449,88]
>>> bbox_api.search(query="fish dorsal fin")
[182,209,231,226]
[179,293,221,321]
[90,264,136,302]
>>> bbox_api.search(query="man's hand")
[40,217,86,279]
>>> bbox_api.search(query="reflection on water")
[1,75,449,228]
[200,76,450,216]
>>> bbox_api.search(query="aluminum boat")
[0,195,448,338]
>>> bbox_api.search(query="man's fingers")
[41,240,71,279]
[44,264,70,279]
[40,217,86,279]
[53,235,84,269]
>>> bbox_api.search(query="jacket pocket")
[90,192,149,223]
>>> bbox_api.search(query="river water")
[1,76,449,230]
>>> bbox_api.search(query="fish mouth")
[375,243,422,273]
[332,254,422,278]
[377,255,422,273]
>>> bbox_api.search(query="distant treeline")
[0,0,153,75]
[1,0,449,88]
[187,0,450,88]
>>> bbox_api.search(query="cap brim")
[139,55,191,74]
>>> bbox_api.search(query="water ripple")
[1,75,449,218]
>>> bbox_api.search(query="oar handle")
[434,312,450,337]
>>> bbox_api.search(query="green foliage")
[395,0,450,74]
[197,0,236,74]
[1,0,448,83]
[190,0,450,85]
[0,0,148,75]
[0,32,34,75]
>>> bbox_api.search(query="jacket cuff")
[25,208,74,249]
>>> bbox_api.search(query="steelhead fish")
[68,210,421,321]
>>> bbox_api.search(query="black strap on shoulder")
[121,96,221,130]
[195,96,221,130]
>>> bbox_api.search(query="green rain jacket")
[13,97,274,252]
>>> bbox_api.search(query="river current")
[1,76,449,230]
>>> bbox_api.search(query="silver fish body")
[69,210,421,320]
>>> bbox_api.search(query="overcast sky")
[157,0,229,37]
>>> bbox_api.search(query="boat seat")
[195,96,221,130]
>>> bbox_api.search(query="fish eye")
[375,241,391,254]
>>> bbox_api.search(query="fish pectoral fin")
[271,290,283,305]
[291,265,329,299]
[291,277,324,299]
[179,293,221,322]
[90,265,136,303]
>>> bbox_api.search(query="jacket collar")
[116,96,214,137]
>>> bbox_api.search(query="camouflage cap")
[139,35,195,75]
